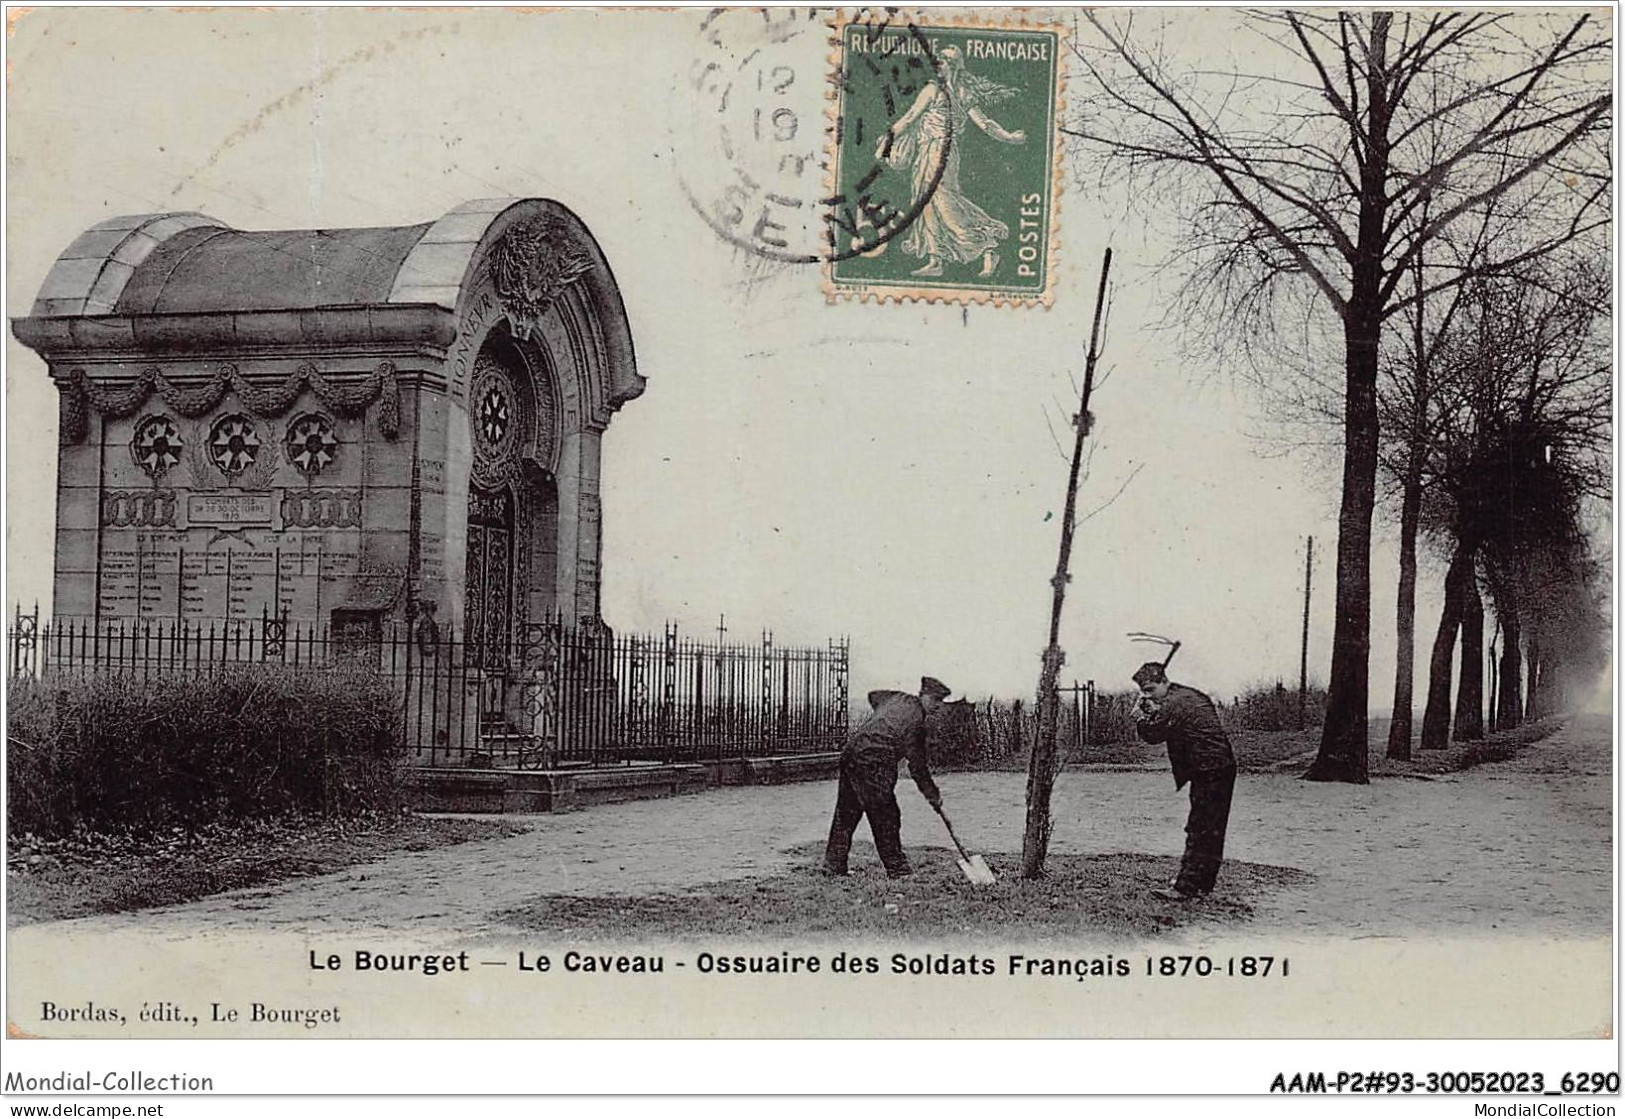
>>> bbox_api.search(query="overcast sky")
[6,6,1602,708]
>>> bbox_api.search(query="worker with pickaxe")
[1128,634,1237,901]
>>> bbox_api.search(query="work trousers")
[824,749,911,876]
[1176,765,1236,895]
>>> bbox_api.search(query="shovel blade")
[958,855,997,886]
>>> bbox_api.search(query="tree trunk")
[1022,250,1113,878]
[1387,207,1429,762]
[1306,301,1382,781]
[1022,671,1061,875]
[1547,655,1567,714]
[1454,561,1484,740]
[1497,617,1523,730]
[1525,639,1542,720]
[1305,340,1378,782]
[1420,543,1470,749]
[1487,637,1500,734]
[1386,453,1424,760]
[1305,15,1391,784]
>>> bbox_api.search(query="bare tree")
[1418,259,1610,744]
[1419,537,1474,750]
[1377,213,1478,758]
[1380,203,1513,756]
[1023,250,1114,879]
[1067,9,1611,781]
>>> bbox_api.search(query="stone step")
[405,751,841,813]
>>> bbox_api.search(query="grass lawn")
[494,842,1313,944]
[1367,717,1568,777]
[7,812,529,927]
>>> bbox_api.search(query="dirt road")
[39,717,1609,944]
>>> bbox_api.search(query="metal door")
[464,484,514,669]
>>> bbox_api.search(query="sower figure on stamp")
[823,676,951,878]
[875,45,1027,279]
[1131,662,1237,901]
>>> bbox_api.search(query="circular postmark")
[671,8,951,265]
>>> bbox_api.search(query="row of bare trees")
[1066,9,1611,781]
[1388,258,1609,756]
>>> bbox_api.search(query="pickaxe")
[1128,632,1182,669]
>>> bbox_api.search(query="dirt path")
[21,719,1610,945]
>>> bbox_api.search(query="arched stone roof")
[30,212,229,317]
[17,198,644,413]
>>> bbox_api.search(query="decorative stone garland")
[100,489,178,528]
[280,488,363,529]
[58,361,400,445]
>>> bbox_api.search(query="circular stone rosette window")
[470,359,522,481]
[130,414,183,477]
[284,413,339,476]
[208,414,262,477]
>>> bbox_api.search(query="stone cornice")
[10,304,456,360]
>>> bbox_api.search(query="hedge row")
[930,681,1330,769]
[8,666,406,838]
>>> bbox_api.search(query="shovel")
[932,803,996,885]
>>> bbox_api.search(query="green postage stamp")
[825,14,1064,307]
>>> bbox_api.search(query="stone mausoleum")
[12,199,644,652]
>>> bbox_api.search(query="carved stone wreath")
[208,414,262,476]
[284,412,339,476]
[131,414,183,478]
[487,214,592,343]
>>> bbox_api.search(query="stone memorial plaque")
[177,550,215,620]
[136,544,180,619]
[420,531,445,584]
[319,549,361,616]
[223,549,275,619]
[276,551,321,621]
[187,493,274,526]
[421,459,445,494]
[96,548,139,617]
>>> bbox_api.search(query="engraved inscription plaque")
[188,494,274,526]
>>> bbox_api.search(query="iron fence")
[7,608,851,770]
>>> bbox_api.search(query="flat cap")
[1131,662,1167,687]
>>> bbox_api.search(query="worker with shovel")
[823,676,951,879]
[1131,660,1237,901]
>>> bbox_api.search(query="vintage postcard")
[2,2,1615,1097]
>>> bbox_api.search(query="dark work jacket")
[1135,683,1236,790]
[845,690,942,804]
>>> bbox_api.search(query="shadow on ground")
[7,815,530,926]
[494,843,1313,943]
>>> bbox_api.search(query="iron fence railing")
[946,681,1328,767]
[7,608,851,770]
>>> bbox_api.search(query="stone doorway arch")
[420,199,641,641]
[462,325,562,663]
